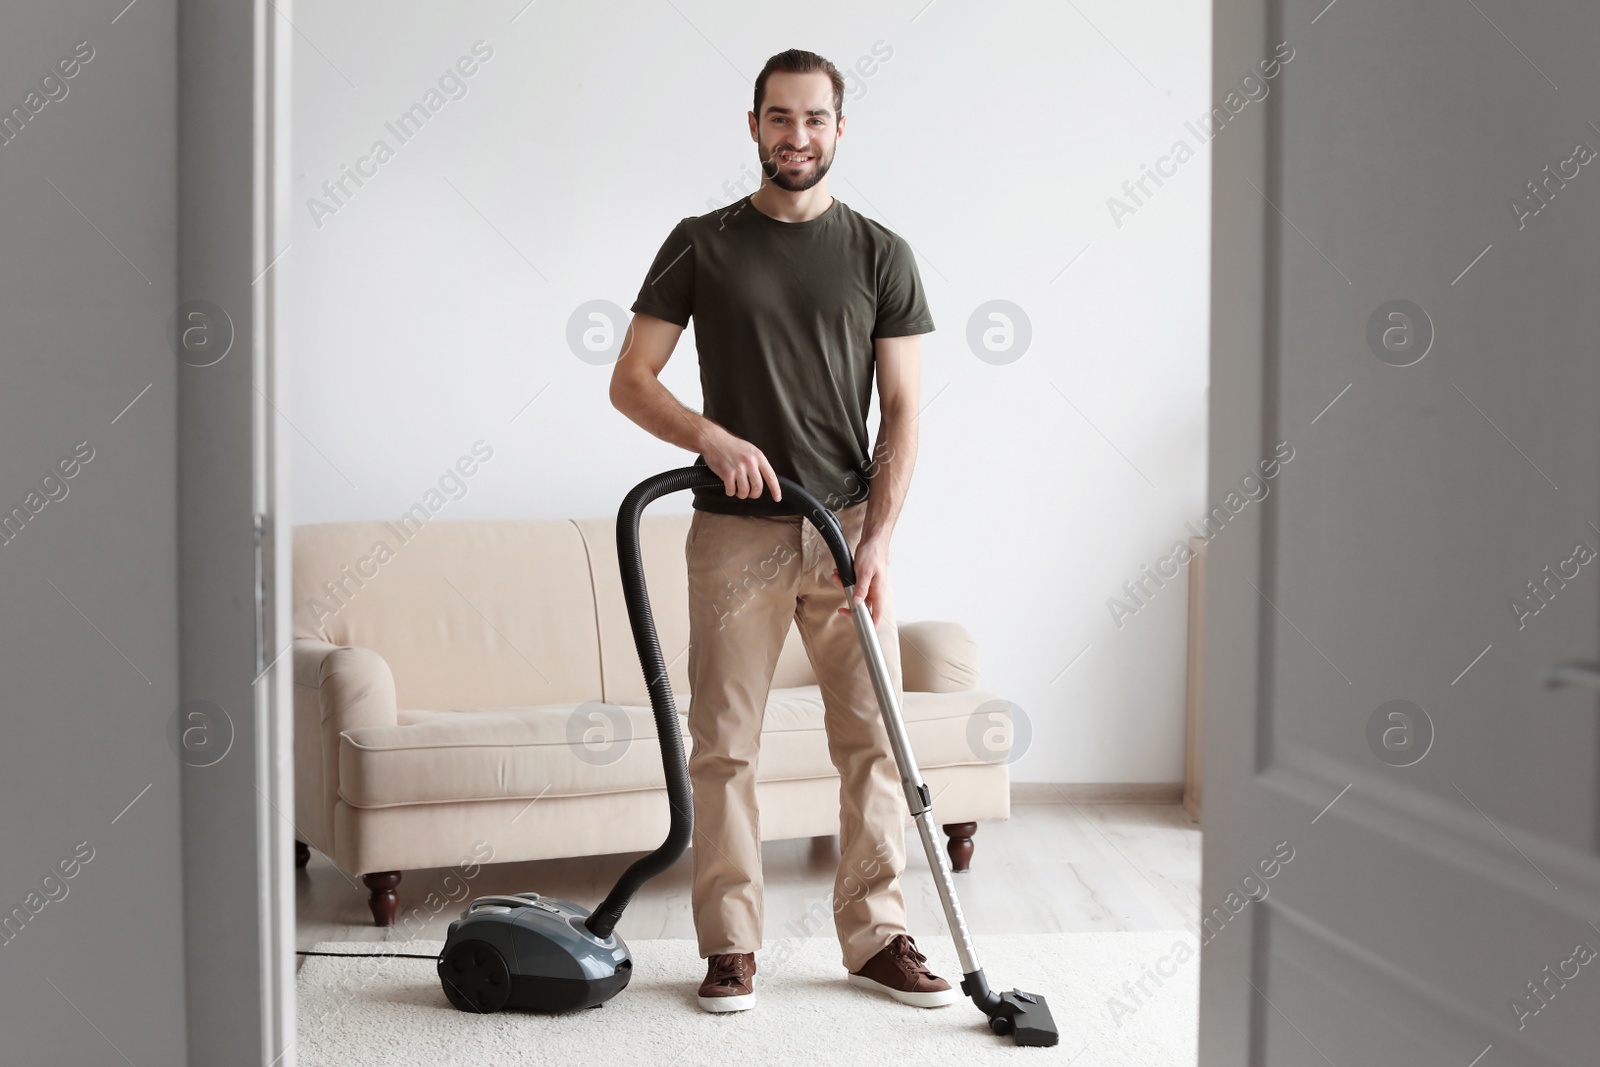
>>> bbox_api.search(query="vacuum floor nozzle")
[988,988,1059,1047]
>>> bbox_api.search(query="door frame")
[1199,0,1275,1057]
[177,0,296,1063]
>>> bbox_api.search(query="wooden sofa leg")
[295,840,310,869]
[943,822,976,873]
[363,872,401,926]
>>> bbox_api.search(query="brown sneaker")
[697,951,757,1012]
[847,934,958,1007]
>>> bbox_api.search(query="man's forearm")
[612,368,716,455]
[862,401,918,545]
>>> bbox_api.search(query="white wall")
[288,0,1214,783]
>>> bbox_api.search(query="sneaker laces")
[886,935,932,975]
[708,953,751,988]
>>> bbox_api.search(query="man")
[610,48,952,1014]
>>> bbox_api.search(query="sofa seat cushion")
[340,701,672,809]
[338,685,1010,809]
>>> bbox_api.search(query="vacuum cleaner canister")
[437,894,632,1014]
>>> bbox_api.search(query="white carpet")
[296,932,1198,1066]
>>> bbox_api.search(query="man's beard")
[760,142,831,192]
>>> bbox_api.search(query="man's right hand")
[701,426,783,501]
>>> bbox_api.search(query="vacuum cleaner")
[437,466,1059,1046]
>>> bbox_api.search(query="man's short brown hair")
[753,49,845,124]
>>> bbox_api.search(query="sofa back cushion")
[292,520,603,709]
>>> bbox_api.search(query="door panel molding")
[1261,751,1600,914]
[1258,904,1570,1067]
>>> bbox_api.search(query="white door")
[1203,1,1600,1063]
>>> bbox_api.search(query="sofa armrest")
[295,640,399,729]
[293,640,399,859]
[898,621,980,692]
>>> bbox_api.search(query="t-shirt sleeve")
[630,218,695,328]
[871,233,935,339]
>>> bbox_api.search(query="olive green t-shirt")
[630,194,935,517]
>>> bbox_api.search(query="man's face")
[750,71,841,192]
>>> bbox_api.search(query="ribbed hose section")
[584,466,853,939]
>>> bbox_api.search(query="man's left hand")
[834,536,890,624]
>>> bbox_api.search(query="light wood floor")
[294,794,1200,969]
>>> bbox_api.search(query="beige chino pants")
[684,500,910,972]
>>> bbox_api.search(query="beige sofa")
[291,512,1011,925]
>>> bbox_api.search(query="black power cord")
[296,950,439,960]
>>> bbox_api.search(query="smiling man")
[609,48,949,1014]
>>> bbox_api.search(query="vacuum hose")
[584,466,856,939]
